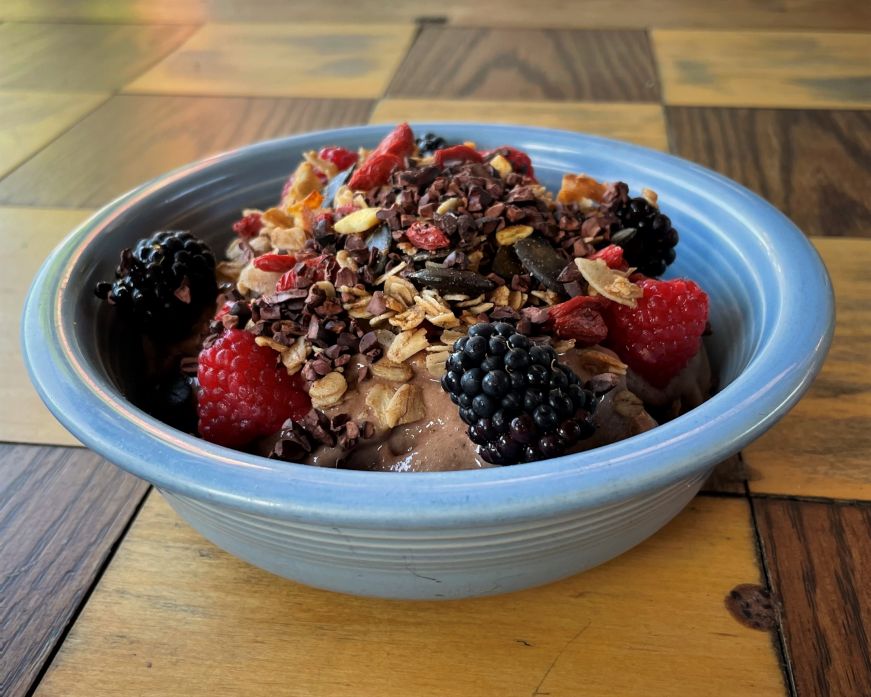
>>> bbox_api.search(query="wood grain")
[4,0,869,31]
[0,95,373,208]
[0,207,94,447]
[0,444,149,697]
[33,494,785,697]
[667,107,871,238]
[0,23,196,92]
[744,238,871,500]
[386,27,659,102]
[371,99,669,150]
[125,23,416,98]
[654,30,871,109]
[0,92,107,178]
[754,498,871,697]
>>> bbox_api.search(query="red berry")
[434,144,483,167]
[481,146,536,180]
[318,146,357,171]
[371,122,415,159]
[405,222,450,251]
[348,152,402,190]
[604,278,709,387]
[232,213,262,239]
[548,295,609,346]
[252,253,297,272]
[275,255,326,292]
[588,244,627,270]
[197,329,311,447]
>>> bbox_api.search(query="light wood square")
[653,29,871,109]
[126,23,416,98]
[1,207,94,446]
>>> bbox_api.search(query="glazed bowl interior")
[24,123,833,527]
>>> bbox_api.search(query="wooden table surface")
[1,2,869,696]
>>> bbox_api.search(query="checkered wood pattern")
[1,7,869,697]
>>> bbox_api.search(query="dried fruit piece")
[348,153,402,190]
[587,244,628,271]
[548,295,609,346]
[482,146,535,180]
[434,145,483,167]
[371,122,415,159]
[556,173,607,205]
[252,253,297,272]
[317,146,357,171]
[232,213,262,239]
[406,221,450,250]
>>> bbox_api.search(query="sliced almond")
[333,207,382,234]
[439,329,466,346]
[309,371,347,409]
[333,184,354,208]
[507,290,526,310]
[268,226,307,252]
[530,290,561,306]
[336,250,358,271]
[488,154,512,178]
[374,260,408,285]
[495,224,534,246]
[237,264,282,297]
[365,383,394,421]
[425,351,449,377]
[216,258,246,284]
[575,257,643,308]
[383,294,407,313]
[371,358,414,382]
[467,302,495,315]
[456,294,485,308]
[553,338,577,354]
[467,250,484,272]
[281,162,322,205]
[254,336,288,353]
[369,311,395,327]
[346,296,374,319]
[489,285,510,306]
[386,328,429,363]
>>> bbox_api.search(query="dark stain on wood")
[725,583,778,631]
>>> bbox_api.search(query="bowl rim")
[22,122,834,527]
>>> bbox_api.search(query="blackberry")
[612,197,679,277]
[416,132,448,156]
[95,230,217,335]
[440,322,597,465]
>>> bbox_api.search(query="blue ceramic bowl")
[23,124,833,599]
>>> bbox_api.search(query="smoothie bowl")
[22,123,833,599]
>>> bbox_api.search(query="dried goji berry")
[434,144,483,167]
[232,213,262,239]
[348,152,402,190]
[318,146,357,171]
[252,253,297,272]
[371,122,415,159]
[549,295,610,346]
[588,244,628,271]
[405,222,450,251]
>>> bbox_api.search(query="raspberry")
[440,322,597,465]
[232,213,262,239]
[197,329,311,447]
[604,278,709,388]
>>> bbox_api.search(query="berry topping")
[415,132,448,156]
[405,221,450,251]
[433,144,483,167]
[251,253,297,272]
[317,146,357,171]
[611,196,679,277]
[441,322,597,465]
[548,295,609,346]
[94,230,217,335]
[232,212,262,239]
[371,122,415,159]
[481,146,536,180]
[587,244,627,270]
[197,328,311,447]
[348,152,403,190]
[604,278,709,388]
